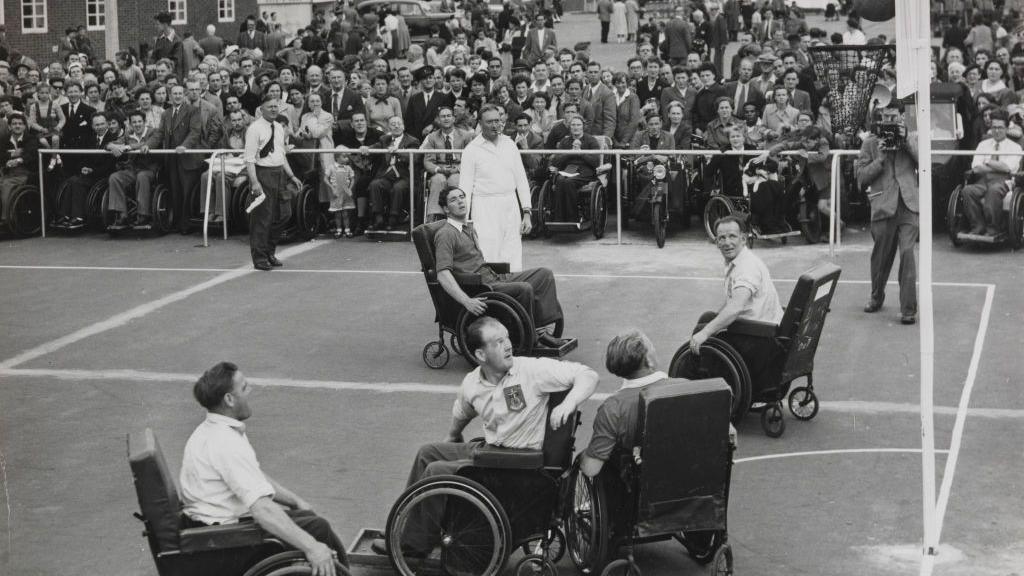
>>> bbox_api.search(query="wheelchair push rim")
[668,339,753,424]
[455,292,534,366]
[1009,187,1024,250]
[947,185,967,248]
[564,464,610,575]
[703,195,735,242]
[240,550,352,576]
[9,186,43,237]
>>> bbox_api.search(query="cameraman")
[854,101,919,325]
[962,109,1021,236]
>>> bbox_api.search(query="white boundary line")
[734,448,950,464]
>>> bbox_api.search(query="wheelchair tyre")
[653,199,667,249]
[600,558,641,576]
[86,179,109,232]
[232,181,252,234]
[797,185,822,244]
[564,464,610,575]
[519,527,566,563]
[788,386,819,420]
[703,196,735,241]
[515,554,558,576]
[385,475,512,576]
[294,181,322,240]
[762,402,786,438]
[669,339,753,424]
[947,185,966,248]
[241,550,352,576]
[8,186,43,237]
[152,185,174,235]
[708,543,733,576]
[529,183,544,239]
[1008,188,1024,250]
[591,184,607,240]
[456,292,534,365]
[422,341,449,369]
[674,530,722,564]
[536,180,551,236]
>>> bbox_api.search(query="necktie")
[333,92,340,116]
[992,140,1000,164]
[739,83,748,109]
[444,133,453,165]
[173,106,179,120]
[259,122,276,158]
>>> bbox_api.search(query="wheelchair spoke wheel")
[422,341,449,369]
[674,530,721,565]
[668,340,752,424]
[242,550,351,576]
[652,199,667,249]
[152,186,174,235]
[797,187,821,245]
[600,558,641,576]
[519,528,566,563]
[947,185,966,247]
[385,475,511,576]
[232,181,252,234]
[515,554,557,576]
[591,185,607,239]
[709,543,733,575]
[537,181,551,236]
[295,182,323,240]
[86,180,108,231]
[1009,188,1024,250]
[703,196,735,241]
[761,402,786,438]
[564,465,609,575]
[787,386,819,421]
[9,186,42,237]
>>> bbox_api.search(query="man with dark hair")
[237,15,269,51]
[151,12,186,79]
[693,63,726,132]
[146,84,203,234]
[422,106,473,222]
[0,112,40,215]
[404,65,451,139]
[961,109,1019,236]
[59,82,96,175]
[180,362,347,576]
[55,112,117,229]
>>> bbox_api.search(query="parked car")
[355,0,454,36]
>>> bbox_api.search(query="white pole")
[104,0,120,61]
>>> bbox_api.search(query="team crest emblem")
[503,385,526,412]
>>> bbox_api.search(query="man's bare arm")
[580,454,605,478]
[446,413,474,442]
[438,269,486,315]
[250,497,336,576]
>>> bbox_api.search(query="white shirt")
[725,247,783,324]
[454,357,593,450]
[620,370,668,390]
[179,413,275,525]
[842,29,867,45]
[971,137,1022,172]
[459,133,532,207]
[243,115,288,166]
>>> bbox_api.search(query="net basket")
[809,45,896,138]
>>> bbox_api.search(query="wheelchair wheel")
[519,527,566,563]
[86,179,109,232]
[703,196,735,241]
[1008,187,1024,250]
[233,181,252,234]
[797,184,821,244]
[709,543,733,576]
[152,185,174,235]
[294,181,323,241]
[528,182,544,239]
[241,550,351,576]
[515,554,557,576]
[652,198,667,249]
[668,338,753,424]
[448,332,463,356]
[674,530,722,565]
[947,185,967,248]
[761,402,786,438]
[600,558,641,576]
[385,475,512,576]
[564,464,610,575]
[536,180,551,236]
[591,184,607,240]
[788,386,819,420]
[422,341,449,369]
[456,292,534,366]
[8,185,43,237]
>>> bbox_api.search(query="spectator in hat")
[151,12,187,79]
[405,65,452,139]
[238,15,269,52]
[58,28,77,63]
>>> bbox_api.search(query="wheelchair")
[533,140,613,240]
[46,175,110,232]
[412,220,578,369]
[187,168,253,237]
[230,172,324,242]
[99,169,175,236]
[946,172,1024,250]
[380,390,581,576]
[0,180,45,237]
[668,262,842,437]
[127,428,350,576]
[564,378,735,576]
[621,153,690,248]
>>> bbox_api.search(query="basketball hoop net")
[809,45,896,139]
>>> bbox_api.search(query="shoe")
[984,227,1000,237]
[254,261,273,271]
[268,256,283,267]
[133,216,153,231]
[54,216,69,228]
[967,226,986,235]
[209,215,223,224]
[107,215,129,231]
[344,228,354,238]
[537,333,570,348]
[334,228,344,239]
[66,217,85,230]
[863,300,882,313]
[245,191,266,214]
[900,313,917,325]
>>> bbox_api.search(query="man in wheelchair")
[549,116,602,222]
[0,113,39,208]
[962,109,1021,236]
[435,186,572,350]
[372,315,598,558]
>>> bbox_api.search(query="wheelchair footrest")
[533,337,578,358]
[957,232,1002,243]
[544,221,590,233]
[365,229,411,242]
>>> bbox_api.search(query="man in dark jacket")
[0,112,40,218]
[150,12,187,80]
[549,116,601,222]
[146,84,203,234]
[56,112,117,229]
[59,82,97,175]
[367,115,421,230]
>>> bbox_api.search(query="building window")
[218,0,235,23]
[87,0,106,31]
[168,0,187,25]
[21,0,47,33]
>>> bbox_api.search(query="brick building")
[1,0,264,68]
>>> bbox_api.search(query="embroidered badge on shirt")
[503,384,526,412]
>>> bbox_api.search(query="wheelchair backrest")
[412,221,447,279]
[777,262,842,383]
[128,428,182,554]
[542,389,579,469]
[634,378,732,537]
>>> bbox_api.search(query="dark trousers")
[250,166,292,266]
[552,168,594,222]
[167,158,200,232]
[870,198,918,315]
[183,510,349,567]
[368,175,410,219]
[962,177,1006,233]
[601,21,610,42]
[696,311,777,394]
[710,45,725,79]
[492,267,564,329]
[401,441,481,552]
[61,172,101,219]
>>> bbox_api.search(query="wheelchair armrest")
[178,519,267,553]
[596,163,612,175]
[724,318,780,339]
[472,444,545,470]
[487,262,510,274]
[452,272,484,286]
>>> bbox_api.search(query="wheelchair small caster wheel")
[422,341,449,369]
[788,386,819,421]
[708,543,733,575]
[600,558,641,576]
[520,528,566,563]
[515,554,557,576]
[762,402,786,437]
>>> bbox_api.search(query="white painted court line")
[2,367,1021,420]
[0,240,328,371]
[735,448,950,464]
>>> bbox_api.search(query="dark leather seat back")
[777,262,841,382]
[128,428,182,554]
[412,221,447,280]
[542,389,578,469]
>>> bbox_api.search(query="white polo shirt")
[725,247,783,324]
[453,357,593,450]
[179,413,275,525]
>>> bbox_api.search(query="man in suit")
[693,64,726,132]
[229,72,261,116]
[854,102,919,325]
[59,82,97,175]
[549,115,601,222]
[0,113,40,219]
[724,58,765,114]
[664,9,691,65]
[404,66,452,140]
[707,3,731,78]
[583,61,617,141]
[326,67,364,140]
[186,80,224,150]
[56,112,117,229]
[422,106,475,222]
[151,12,187,80]
[237,16,268,52]
[780,67,811,115]
[303,66,332,113]
[521,13,558,68]
[597,0,614,43]
[146,84,203,234]
[199,25,225,58]
[367,115,420,230]
[390,67,416,115]
[512,112,545,177]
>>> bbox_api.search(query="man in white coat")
[458,103,533,272]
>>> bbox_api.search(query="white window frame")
[86,0,106,31]
[21,0,48,34]
[168,0,187,25]
[218,0,235,23]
